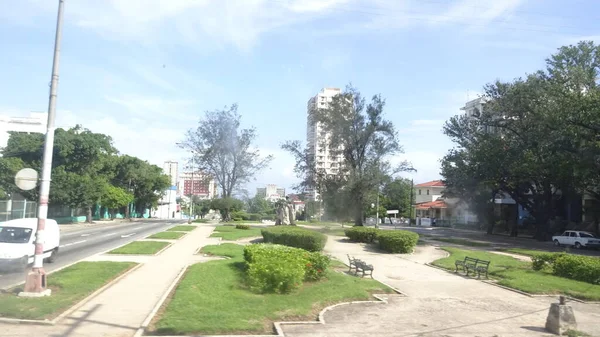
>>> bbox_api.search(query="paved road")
[374,223,600,256]
[0,219,185,289]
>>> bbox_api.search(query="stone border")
[135,257,402,337]
[0,262,143,326]
[107,241,173,257]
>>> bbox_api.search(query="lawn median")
[167,225,196,232]
[433,247,600,301]
[147,231,186,240]
[210,225,262,241]
[0,261,136,320]
[108,241,170,255]
[150,243,393,335]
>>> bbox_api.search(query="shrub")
[377,230,419,253]
[261,226,327,252]
[244,244,307,293]
[233,217,243,222]
[552,254,600,285]
[345,227,380,243]
[304,251,330,281]
[531,252,565,271]
[235,224,250,230]
[246,213,262,221]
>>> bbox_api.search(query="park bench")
[455,256,478,274]
[472,259,490,279]
[354,260,374,278]
[347,254,358,273]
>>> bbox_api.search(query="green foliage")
[344,227,379,243]
[261,226,327,252]
[531,253,565,271]
[246,194,274,215]
[102,185,134,216]
[553,254,600,285]
[377,230,419,253]
[244,244,306,293]
[0,157,25,199]
[211,197,244,221]
[179,105,272,198]
[235,224,250,230]
[305,252,331,281]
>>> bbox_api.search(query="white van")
[0,218,60,270]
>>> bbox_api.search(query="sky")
[1,0,599,197]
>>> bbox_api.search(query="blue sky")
[1,0,599,196]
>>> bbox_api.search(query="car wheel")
[46,248,58,263]
[554,239,560,247]
[574,242,582,249]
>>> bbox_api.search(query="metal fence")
[0,200,37,221]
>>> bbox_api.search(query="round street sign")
[15,168,39,191]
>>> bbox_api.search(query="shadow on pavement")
[50,304,138,337]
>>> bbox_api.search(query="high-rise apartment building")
[162,161,179,187]
[306,88,344,200]
[178,171,217,200]
[255,184,285,202]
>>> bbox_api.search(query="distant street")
[0,219,183,289]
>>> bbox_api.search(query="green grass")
[147,231,186,240]
[433,247,600,301]
[210,225,263,241]
[0,261,135,320]
[431,237,491,247]
[167,225,197,232]
[500,247,572,257]
[151,244,393,335]
[199,243,245,258]
[108,241,170,255]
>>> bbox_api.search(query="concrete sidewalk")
[282,237,600,337]
[0,224,219,337]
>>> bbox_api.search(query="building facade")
[256,184,285,202]
[306,87,344,200]
[178,171,217,200]
[0,112,47,148]
[162,161,179,187]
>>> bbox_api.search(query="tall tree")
[180,104,272,198]
[305,85,411,225]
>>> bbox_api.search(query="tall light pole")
[189,154,194,223]
[22,0,65,296]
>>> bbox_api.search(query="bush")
[345,227,380,243]
[246,213,261,221]
[305,251,330,281]
[232,217,243,222]
[235,224,250,230]
[531,252,565,271]
[552,254,600,285]
[377,230,419,253]
[244,244,307,293]
[261,226,327,252]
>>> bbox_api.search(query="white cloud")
[104,95,197,121]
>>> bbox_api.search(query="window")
[418,189,421,195]
[427,189,429,195]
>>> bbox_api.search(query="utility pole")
[189,154,194,223]
[375,187,379,229]
[21,0,65,297]
[409,179,414,226]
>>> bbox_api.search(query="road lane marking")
[80,234,90,237]
[102,232,117,237]
[60,240,87,248]
[132,226,142,230]
[121,233,136,238]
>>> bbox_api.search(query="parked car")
[552,230,600,249]
[0,218,60,270]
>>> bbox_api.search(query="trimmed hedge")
[345,227,379,243]
[235,224,250,230]
[243,244,331,293]
[377,230,419,253]
[552,254,600,285]
[261,226,327,252]
[531,252,565,271]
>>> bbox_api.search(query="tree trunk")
[125,203,130,219]
[486,222,494,235]
[86,207,93,223]
[509,222,519,237]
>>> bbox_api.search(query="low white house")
[413,180,477,226]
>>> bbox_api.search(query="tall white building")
[162,161,179,187]
[306,88,344,200]
[256,184,285,202]
[0,112,47,149]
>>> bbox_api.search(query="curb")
[0,262,143,326]
[143,231,190,241]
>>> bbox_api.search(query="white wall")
[414,187,444,204]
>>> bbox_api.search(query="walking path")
[282,237,600,337]
[0,224,219,337]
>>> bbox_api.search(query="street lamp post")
[189,154,194,223]
[21,0,66,297]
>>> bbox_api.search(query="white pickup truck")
[552,230,600,249]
